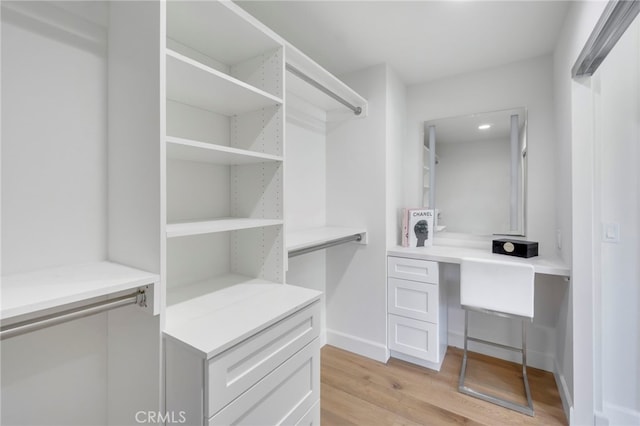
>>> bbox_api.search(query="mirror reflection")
[423,108,527,237]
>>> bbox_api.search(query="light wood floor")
[321,345,567,426]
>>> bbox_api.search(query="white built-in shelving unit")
[163,3,321,425]
[1,1,163,424]
[164,0,286,307]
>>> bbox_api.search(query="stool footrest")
[467,336,523,353]
[458,384,534,417]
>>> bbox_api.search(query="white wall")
[553,2,607,424]
[386,65,406,248]
[592,14,640,426]
[406,55,557,256]
[405,56,566,375]
[325,64,389,361]
[284,100,328,344]
[435,138,510,234]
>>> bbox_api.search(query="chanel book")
[407,208,434,248]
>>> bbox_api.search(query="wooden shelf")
[1,262,159,321]
[166,136,283,165]
[164,277,321,358]
[166,49,282,116]
[166,218,283,238]
[167,1,281,67]
[286,226,367,252]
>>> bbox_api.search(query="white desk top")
[388,245,570,277]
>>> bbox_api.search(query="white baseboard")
[601,402,640,426]
[389,350,445,371]
[448,330,555,372]
[553,359,573,424]
[326,328,389,363]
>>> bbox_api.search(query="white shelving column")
[163,5,322,425]
[164,1,286,308]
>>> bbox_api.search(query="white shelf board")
[1,262,159,321]
[166,218,283,238]
[285,43,367,116]
[166,49,282,116]
[167,1,282,66]
[164,277,321,359]
[286,226,367,252]
[166,136,282,165]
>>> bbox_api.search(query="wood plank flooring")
[321,345,567,426]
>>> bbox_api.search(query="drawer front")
[388,278,438,323]
[296,401,320,426]
[207,301,320,417]
[388,314,437,362]
[388,256,439,283]
[208,339,320,426]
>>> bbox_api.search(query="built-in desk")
[386,244,570,372]
[388,245,570,277]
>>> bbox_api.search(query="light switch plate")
[602,222,620,243]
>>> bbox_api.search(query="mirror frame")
[423,107,528,238]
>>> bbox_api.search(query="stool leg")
[458,310,470,391]
[457,310,534,416]
[522,319,534,414]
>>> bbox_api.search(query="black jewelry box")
[492,238,539,258]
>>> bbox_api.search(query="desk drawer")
[207,301,320,417]
[388,277,437,323]
[388,256,439,284]
[388,314,437,362]
[208,339,320,426]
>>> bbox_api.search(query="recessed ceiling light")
[478,124,491,130]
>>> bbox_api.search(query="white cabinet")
[165,287,321,426]
[387,256,447,371]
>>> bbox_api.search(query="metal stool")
[458,258,535,416]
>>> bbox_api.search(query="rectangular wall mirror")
[423,107,527,237]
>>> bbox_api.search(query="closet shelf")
[165,278,321,358]
[166,218,283,238]
[166,49,282,116]
[285,43,367,118]
[286,226,367,253]
[1,262,159,322]
[166,136,283,165]
[167,1,281,67]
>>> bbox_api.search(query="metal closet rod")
[572,0,640,78]
[288,233,363,258]
[286,63,362,116]
[0,290,147,340]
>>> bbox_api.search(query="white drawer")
[388,277,438,323]
[208,339,320,426]
[207,301,320,417]
[388,256,439,283]
[388,314,438,362]
[296,400,320,426]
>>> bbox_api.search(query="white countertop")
[164,282,322,359]
[388,245,570,277]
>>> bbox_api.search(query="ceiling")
[237,1,571,86]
